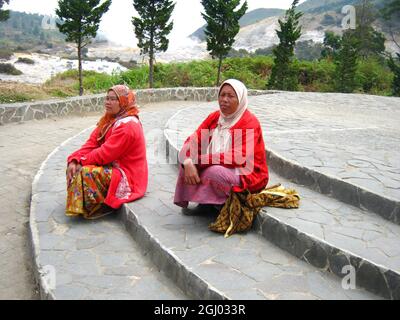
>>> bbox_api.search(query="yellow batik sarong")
[66,165,113,219]
[209,184,300,238]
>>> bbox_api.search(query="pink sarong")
[174,165,241,208]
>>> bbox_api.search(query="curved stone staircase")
[29,93,400,300]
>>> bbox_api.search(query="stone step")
[164,96,400,225]
[29,99,391,300]
[164,104,400,300]
[30,129,187,300]
[123,159,378,300]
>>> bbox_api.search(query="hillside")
[191,0,399,54]
[190,8,285,41]
[297,0,390,13]
[0,11,66,51]
[0,10,108,54]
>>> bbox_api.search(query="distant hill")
[0,11,66,51]
[0,10,107,53]
[297,0,390,14]
[190,8,285,41]
[190,0,399,54]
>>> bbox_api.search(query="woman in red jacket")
[174,79,269,213]
[66,85,148,219]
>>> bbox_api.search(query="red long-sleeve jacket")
[67,116,148,209]
[179,109,269,193]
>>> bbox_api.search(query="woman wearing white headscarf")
[174,79,269,213]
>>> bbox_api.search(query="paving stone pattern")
[29,102,199,299]
[164,94,400,299]
[126,140,378,300]
[0,114,101,299]
[167,93,400,201]
[3,91,398,300]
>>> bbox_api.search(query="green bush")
[0,92,31,103]
[356,58,393,95]
[46,56,395,97]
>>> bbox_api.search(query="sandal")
[86,204,115,220]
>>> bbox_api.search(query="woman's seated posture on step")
[66,85,148,219]
[174,79,269,214]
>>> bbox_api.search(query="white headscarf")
[208,79,248,154]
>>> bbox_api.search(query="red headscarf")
[97,85,140,142]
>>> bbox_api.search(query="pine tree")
[201,0,247,86]
[381,0,400,51]
[268,0,303,91]
[56,0,111,96]
[352,0,385,59]
[381,0,400,96]
[0,0,10,21]
[132,0,175,88]
[334,31,360,93]
[321,31,342,60]
[388,53,400,96]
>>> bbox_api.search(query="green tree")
[268,0,303,91]
[381,0,400,96]
[388,53,400,96]
[321,31,342,60]
[0,0,10,21]
[381,0,400,51]
[201,0,247,86]
[56,0,111,96]
[295,40,323,61]
[334,31,360,93]
[352,0,385,59]
[132,0,175,88]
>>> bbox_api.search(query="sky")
[4,0,306,47]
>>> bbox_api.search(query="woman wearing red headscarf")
[65,85,148,219]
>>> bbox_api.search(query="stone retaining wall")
[0,87,270,125]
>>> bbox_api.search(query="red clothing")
[68,116,148,209]
[180,109,269,193]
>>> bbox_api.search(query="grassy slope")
[0,56,394,104]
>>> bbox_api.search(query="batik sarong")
[66,165,113,219]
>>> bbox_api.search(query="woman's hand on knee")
[66,161,82,186]
[183,159,201,185]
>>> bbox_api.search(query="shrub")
[356,58,393,95]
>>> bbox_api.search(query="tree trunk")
[216,55,223,87]
[149,30,154,89]
[149,51,154,89]
[78,41,83,96]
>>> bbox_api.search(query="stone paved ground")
[0,114,100,299]
[1,92,399,299]
[166,92,400,201]
[0,101,194,300]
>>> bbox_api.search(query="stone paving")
[166,92,400,201]
[29,102,199,299]
[0,114,100,299]
[125,131,379,300]
[164,94,400,299]
[126,160,379,300]
[29,98,378,299]
[31,129,186,299]
[2,91,399,299]
[0,101,192,299]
